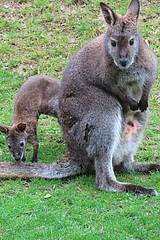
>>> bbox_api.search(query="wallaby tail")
[0,154,82,179]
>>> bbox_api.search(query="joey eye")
[111,39,117,47]
[20,142,24,147]
[129,38,134,46]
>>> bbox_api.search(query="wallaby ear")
[16,123,26,132]
[127,0,140,19]
[0,125,9,134]
[100,2,118,26]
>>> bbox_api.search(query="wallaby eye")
[8,144,11,149]
[129,38,134,46]
[111,39,117,47]
[20,142,24,147]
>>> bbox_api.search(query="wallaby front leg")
[138,81,152,112]
[22,154,26,162]
[32,141,39,163]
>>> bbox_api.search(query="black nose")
[120,59,128,67]
[14,152,21,161]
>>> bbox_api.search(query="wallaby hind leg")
[85,109,158,196]
[95,156,158,196]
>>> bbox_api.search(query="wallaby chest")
[110,65,147,101]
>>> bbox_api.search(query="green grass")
[0,0,160,239]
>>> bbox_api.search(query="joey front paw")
[138,100,148,112]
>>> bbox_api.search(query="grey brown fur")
[58,0,159,195]
[0,75,60,162]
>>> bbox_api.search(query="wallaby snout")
[13,151,24,161]
[11,141,26,162]
[119,58,128,67]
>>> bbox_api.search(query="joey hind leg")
[32,141,39,163]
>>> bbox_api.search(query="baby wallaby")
[0,75,60,162]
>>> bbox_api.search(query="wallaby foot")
[123,183,157,196]
[123,161,160,173]
[97,180,158,196]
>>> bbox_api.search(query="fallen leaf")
[44,193,52,199]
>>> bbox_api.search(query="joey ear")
[100,2,118,25]
[127,0,140,19]
[0,125,9,134]
[16,123,26,132]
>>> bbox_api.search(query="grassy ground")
[0,0,160,239]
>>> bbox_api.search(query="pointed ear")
[100,2,118,25]
[16,123,26,132]
[127,0,140,19]
[0,125,9,134]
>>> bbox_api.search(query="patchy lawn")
[0,0,160,239]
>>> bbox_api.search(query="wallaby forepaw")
[129,100,139,111]
[138,100,148,112]
[22,156,26,162]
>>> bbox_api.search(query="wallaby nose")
[119,59,128,67]
[14,152,21,161]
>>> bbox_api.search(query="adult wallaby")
[0,75,60,162]
[59,0,159,195]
